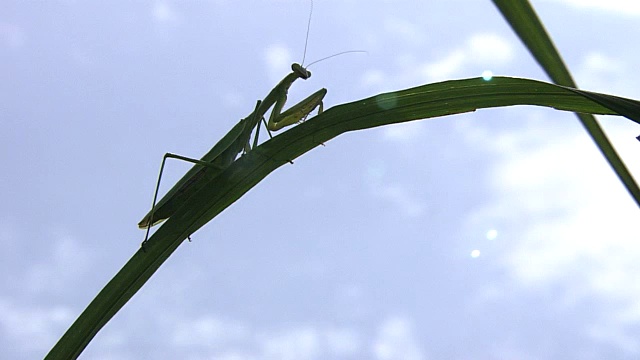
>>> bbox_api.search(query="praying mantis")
[138,65,327,240]
[138,3,329,243]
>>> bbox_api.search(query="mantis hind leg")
[141,152,226,247]
[142,101,263,248]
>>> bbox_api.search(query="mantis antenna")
[299,0,367,69]
[300,0,314,67]
[305,50,368,68]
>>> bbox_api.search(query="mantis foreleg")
[266,87,327,132]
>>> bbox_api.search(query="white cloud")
[222,91,245,109]
[545,0,640,16]
[0,299,74,352]
[419,49,467,82]
[463,109,640,351]
[0,23,26,48]
[467,33,514,65]
[372,316,424,360]
[419,33,513,83]
[326,327,361,356]
[255,326,361,358]
[152,1,181,23]
[383,18,423,45]
[172,316,248,347]
[581,53,623,74]
[25,231,94,293]
[259,327,320,360]
[0,222,92,355]
[576,52,629,94]
[364,161,426,218]
[489,128,640,287]
[265,44,293,84]
[361,69,387,88]
[361,32,514,91]
[168,314,361,358]
[476,122,640,282]
[381,121,425,143]
[587,320,639,354]
[377,184,426,218]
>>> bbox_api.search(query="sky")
[2,0,640,359]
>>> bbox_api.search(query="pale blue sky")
[3,0,640,359]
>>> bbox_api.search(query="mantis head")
[291,63,312,80]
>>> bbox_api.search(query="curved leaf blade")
[45,76,640,360]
